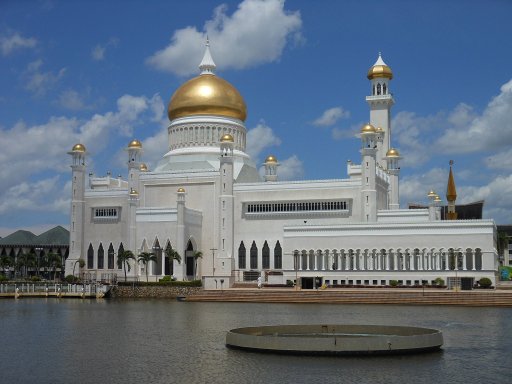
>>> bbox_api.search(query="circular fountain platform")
[226,324,443,356]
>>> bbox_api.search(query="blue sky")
[1,0,511,236]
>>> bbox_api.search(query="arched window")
[262,241,270,269]
[383,83,387,95]
[108,243,115,269]
[250,241,258,269]
[377,83,382,95]
[97,243,104,269]
[238,242,246,269]
[274,241,282,269]
[87,244,94,269]
[117,243,124,269]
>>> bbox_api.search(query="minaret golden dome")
[71,143,86,152]
[221,133,234,142]
[367,53,393,80]
[265,155,278,163]
[361,123,376,133]
[386,148,400,157]
[168,41,247,121]
[128,139,142,149]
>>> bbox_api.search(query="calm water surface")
[0,299,510,384]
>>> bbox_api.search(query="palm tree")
[138,252,157,282]
[72,258,85,279]
[18,252,36,278]
[193,251,203,280]
[164,245,181,278]
[47,252,62,281]
[117,250,135,282]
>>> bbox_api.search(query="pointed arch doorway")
[185,240,195,279]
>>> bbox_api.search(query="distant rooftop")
[0,226,69,247]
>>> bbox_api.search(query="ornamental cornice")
[234,178,360,191]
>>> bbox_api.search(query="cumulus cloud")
[146,0,302,76]
[436,79,512,153]
[0,32,37,56]
[246,121,282,160]
[399,168,447,205]
[24,59,66,96]
[332,122,361,141]
[313,107,349,127]
[91,37,119,61]
[277,155,304,180]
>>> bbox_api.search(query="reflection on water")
[0,299,510,384]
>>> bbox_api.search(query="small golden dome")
[360,123,376,133]
[129,188,138,196]
[265,155,278,163]
[177,187,185,193]
[168,74,247,121]
[367,54,393,80]
[139,163,148,172]
[434,195,442,202]
[128,139,142,149]
[72,143,86,152]
[221,134,234,142]
[376,126,384,132]
[427,190,437,198]
[386,148,400,157]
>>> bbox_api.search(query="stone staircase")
[186,288,512,307]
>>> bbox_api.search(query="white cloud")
[278,155,304,180]
[332,122,361,140]
[313,107,349,127]
[91,37,119,61]
[399,167,447,205]
[58,89,90,110]
[146,0,302,76]
[0,32,37,56]
[246,121,282,160]
[436,79,512,153]
[24,59,66,96]
[485,147,512,170]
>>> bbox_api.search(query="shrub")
[0,275,8,282]
[30,276,41,282]
[286,280,294,287]
[434,277,445,286]
[479,277,492,288]
[389,280,398,287]
[65,275,80,283]
[159,276,172,282]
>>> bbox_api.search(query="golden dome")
[221,133,234,142]
[128,139,142,149]
[129,188,138,197]
[386,148,400,157]
[434,195,442,203]
[376,126,384,132]
[177,187,185,193]
[168,74,247,121]
[427,190,437,198]
[360,123,376,134]
[72,143,86,152]
[367,54,393,80]
[139,163,148,172]
[265,155,278,163]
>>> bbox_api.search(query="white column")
[445,253,449,271]
[472,250,476,271]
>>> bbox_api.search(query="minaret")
[263,155,279,182]
[446,160,458,220]
[360,123,378,222]
[366,53,394,167]
[65,144,87,276]
[126,140,142,261]
[175,187,186,280]
[218,134,235,286]
[386,148,401,210]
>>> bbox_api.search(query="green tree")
[17,252,36,278]
[47,252,62,281]
[0,255,14,278]
[72,258,85,278]
[193,251,203,280]
[164,245,181,278]
[117,250,135,282]
[497,231,509,263]
[138,252,157,282]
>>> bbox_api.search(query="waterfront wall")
[112,285,202,298]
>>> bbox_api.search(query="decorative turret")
[386,148,401,210]
[263,155,279,182]
[446,160,458,220]
[360,123,377,222]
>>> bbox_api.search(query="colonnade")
[169,124,246,151]
[294,248,483,272]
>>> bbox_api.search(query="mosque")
[65,42,498,289]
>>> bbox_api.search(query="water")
[1,299,510,384]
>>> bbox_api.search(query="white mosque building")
[65,43,498,289]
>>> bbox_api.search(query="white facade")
[65,48,498,289]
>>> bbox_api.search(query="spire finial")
[199,37,216,75]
